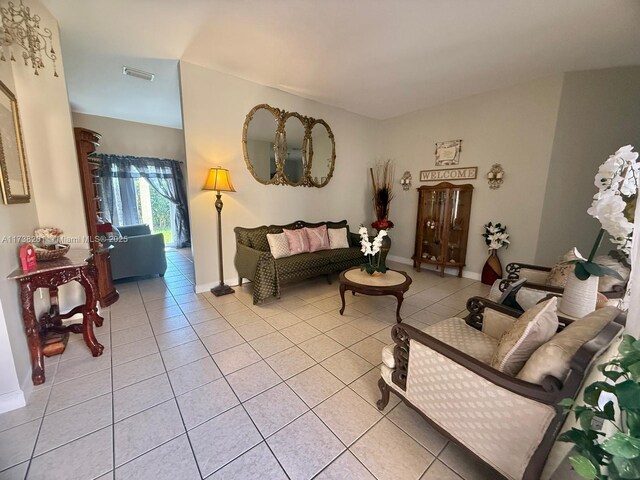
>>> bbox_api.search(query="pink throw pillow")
[284,228,310,255]
[305,225,330,252]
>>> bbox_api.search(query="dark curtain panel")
[96,154,191,247]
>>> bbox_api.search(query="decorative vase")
[481,250,502,285]
[559,274,599,317]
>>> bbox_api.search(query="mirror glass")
[0,82,29,203]
[309,121,334,187]
[244,107,278,183]
[282,115,306,184]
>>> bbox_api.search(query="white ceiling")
[42,0,640,129]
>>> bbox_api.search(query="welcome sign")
[419,167,477,182]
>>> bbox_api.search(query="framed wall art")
[435,139,462,166]
[0,80,30,204]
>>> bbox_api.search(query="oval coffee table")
[338,267,412,323]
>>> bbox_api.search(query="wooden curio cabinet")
[74,127,119,307]
[412,182,474,277]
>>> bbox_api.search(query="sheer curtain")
[97,154,191,248]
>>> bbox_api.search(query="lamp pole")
[212,191,234,296]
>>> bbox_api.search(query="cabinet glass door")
[446,188,472,265]
[420,189,447,262]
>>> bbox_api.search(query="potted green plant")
[559,334,640,479]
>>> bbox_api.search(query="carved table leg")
[20,281,45,385]
[339,283,347,316]
[394,292,405,323]
[79,268,104,357]
[377,377,390,410]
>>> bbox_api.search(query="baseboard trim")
[0,388,26,414]
[387,255,481,281]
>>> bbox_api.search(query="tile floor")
[0,249,523,479]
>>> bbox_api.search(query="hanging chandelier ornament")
[0,0,58,76]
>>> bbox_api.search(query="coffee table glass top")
[344,268,407,287]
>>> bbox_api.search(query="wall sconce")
[486,164,504,189]
[400,171,412,191]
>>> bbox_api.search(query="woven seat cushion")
[314,247,364,264]
[424,317,498,364]
[274,252,331,276]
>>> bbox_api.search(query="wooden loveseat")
[377,296,624,480]
[234,220,389,304]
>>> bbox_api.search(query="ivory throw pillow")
[482,309,517,341]
[284,228,310,255]
[328,227,349,249]
[267,232,291,259]
[490,297,559,376]
[546,250,578,287]
[517,306,618,384]
[305,225,330,252]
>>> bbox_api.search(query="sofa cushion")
[284,228,310,255]
[517,306,618,384]
[305,225,330,252]
[328,227,349,249]
[546,250,578,287]
[482,309,516,341]
[424,317,498,364]
[315,247,364,264]
[274,252,330,276]
[246,227,272,251]
[490,297,558,376]
[267,232,291,259]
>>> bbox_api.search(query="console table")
[7,250,105,385]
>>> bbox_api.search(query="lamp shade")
[203,167,236,192]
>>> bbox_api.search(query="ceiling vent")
[122,66,154,81]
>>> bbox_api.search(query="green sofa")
[234,220,389,304]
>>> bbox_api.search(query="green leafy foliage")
[559,335,640,480]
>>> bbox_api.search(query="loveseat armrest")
[390,322,561,405]
[506,262,551,283]
[234,243,274,282]
[464,296,523,330]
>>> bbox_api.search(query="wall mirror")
[242,104,335,187]
[0,81,30,204]
[243,104,280,185]
[309,120,335,188]
[282,113,307,185]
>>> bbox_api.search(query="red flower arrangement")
[372,219,394,230]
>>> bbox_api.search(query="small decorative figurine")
[19,243,37,272]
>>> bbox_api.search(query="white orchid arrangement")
[358,225,388,274]
[482,222,510,252]
[568,145,637,281]
[587,145,638,257]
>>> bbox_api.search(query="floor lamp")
[203,167,236,296]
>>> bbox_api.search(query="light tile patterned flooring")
[0,249,504,480]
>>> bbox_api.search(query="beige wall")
[0,0,81,411]
[72,112,186,161]
[179,62,379,291]
[536,67,640,264]
[378,75,564,277]
[0,59,39,410]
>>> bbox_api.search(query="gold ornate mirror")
[0,81,30,204]
[242,104,281,185]
[242,104,335,188]
[309,119,335,188]
[282,112,308,186]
